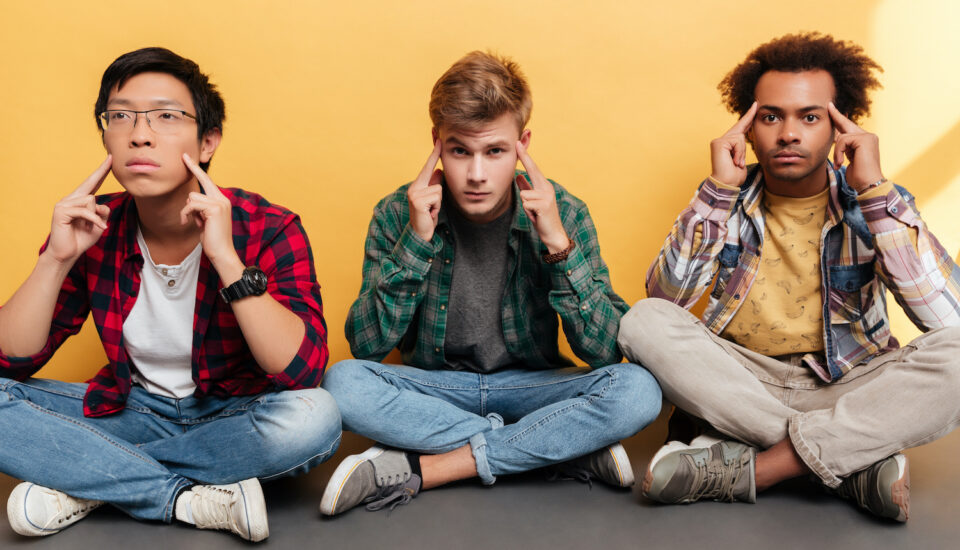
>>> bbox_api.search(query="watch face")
[244,267,269,292]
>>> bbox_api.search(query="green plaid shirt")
[346,173,627,370]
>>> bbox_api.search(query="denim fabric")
[0,378,341,522]
[322,361,661,484]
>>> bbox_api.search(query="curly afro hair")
[719,32,883,123]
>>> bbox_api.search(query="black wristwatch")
[219,266,268,303]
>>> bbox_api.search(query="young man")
[0,48,340,541]
[320,51,661,515]
[618,33,960,522]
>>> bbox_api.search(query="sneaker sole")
[609,443,635,487]
[237,478,269,542]
[7,483,101,537]
[319,446,385,516]
[889,454,910,522]
[641,440,693,499]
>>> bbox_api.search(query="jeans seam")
[259,432,343,482]
[502,370,616,445]
[374,368,478,391]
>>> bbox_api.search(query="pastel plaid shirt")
[346,174,628,369]
[0,188,329,417]
[647,163,960,381]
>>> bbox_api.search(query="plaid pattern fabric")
[647,163,960,381]
[0,188,328,417]
[346,172,628,369]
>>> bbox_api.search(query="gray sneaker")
[829,453,909,522]
[7,482,103,537]
[319,446,422,516]
[549,443,635,488]
[643,435,756,504]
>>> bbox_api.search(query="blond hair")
[429,51,532,132]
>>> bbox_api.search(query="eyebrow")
[443,136,511,149]
[758,104,825,113]
[106,98,185,109]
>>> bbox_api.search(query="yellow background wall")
[1,0,957,381]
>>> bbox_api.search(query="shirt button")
[434,347,441,353]
[891,206,898,213]
[440,304,446,310]
[410,291,416,297]
[581,304,588,310]
[161,268,168,276]
[734,294,740,300]
[427,258,433,263]
[566,270,572,276]
[167,280,175,288]
[445,259,451,264]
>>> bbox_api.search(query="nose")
[467,153,486,184]
[129,112,155,147]
[777,117,800,145]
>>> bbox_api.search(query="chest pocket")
[827,262,875,323]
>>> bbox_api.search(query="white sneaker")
[7,482,103,537]
[181,478,269,542]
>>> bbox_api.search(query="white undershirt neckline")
[123,227,203,399]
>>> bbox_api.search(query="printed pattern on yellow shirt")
[722,187,829,356]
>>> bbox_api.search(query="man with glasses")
[0,47,339,542]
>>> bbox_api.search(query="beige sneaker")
[7,482,103,537]
[643,435,756,504]
[830,454,909,522]
[181,478,269,541]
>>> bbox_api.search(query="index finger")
[827,102,859,133]
[515,141,545,189]
[182,153,222,196]
[68,155,113,198]
[726,101,758,136]
[413,140,443,188]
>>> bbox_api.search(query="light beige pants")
[617,298,960,488]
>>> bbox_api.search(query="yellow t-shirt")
[722,186,829,356]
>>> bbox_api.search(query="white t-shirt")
[123,227,202,399]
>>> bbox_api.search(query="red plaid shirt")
[0,187,328,417]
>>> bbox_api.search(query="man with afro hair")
[618,32,960,522]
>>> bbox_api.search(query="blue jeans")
[0,377,341,522]
[322,362,661,484]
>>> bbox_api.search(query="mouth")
[772,150,805,163]
[463,192,490,201]
[126,158,161,173]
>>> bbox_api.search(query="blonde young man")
[320,51,661,515]
[618,33,960,522]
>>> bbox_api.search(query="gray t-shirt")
[443,204,519,373]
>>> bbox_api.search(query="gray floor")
[3,410,960,550]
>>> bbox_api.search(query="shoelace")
[689,447,749,502]
[190,486,239,530]
[53,492,99,525]
[834,469,872,510]
[364,473,416,512]
[545,466,594,490]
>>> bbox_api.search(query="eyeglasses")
[98,109,197,134]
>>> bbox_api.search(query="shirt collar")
[745,162,846,227]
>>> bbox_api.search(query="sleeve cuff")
[692,177,741,221]
[391,224,442,275]
[547,242,593,295]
